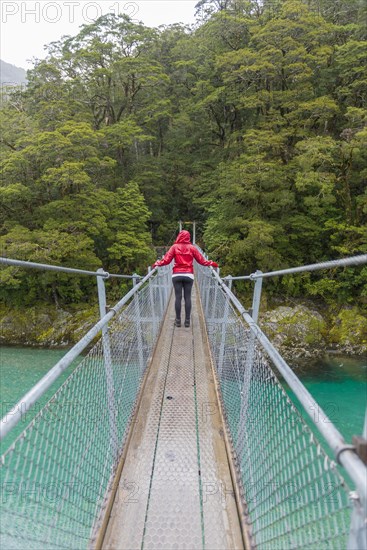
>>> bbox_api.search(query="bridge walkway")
[101,285,245,550]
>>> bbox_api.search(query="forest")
[0,0,366,320]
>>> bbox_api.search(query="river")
[288,353,366,442]
[1,346,366,451]
[0,346,81,453]
[0,346,365,550]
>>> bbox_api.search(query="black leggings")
[172,276,194,320]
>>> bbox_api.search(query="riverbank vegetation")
[0,0,366,345]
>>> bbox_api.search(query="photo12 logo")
[1,1,139,24]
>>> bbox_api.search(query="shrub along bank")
[1,302,366,359]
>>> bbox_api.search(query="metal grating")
[103,286,244,550]
[0,267,172,550]
[196,263,353,550]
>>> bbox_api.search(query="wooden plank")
[101,286,245,550]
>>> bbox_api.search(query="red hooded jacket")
[153,230,218,275]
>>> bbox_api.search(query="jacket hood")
[175,230,191,244]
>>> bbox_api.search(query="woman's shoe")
[175,319,181,327]
[184,319,190,328]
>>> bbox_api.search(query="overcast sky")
[1,1,198,69]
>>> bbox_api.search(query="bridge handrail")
[0,267,158,440]
[0,256,139,279]
[223,254,367,280]
[208,265,367,508]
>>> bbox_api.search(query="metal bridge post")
[149,272,158,338]
[97,269,117,460]
[348,406,367,549]
[251,270,263,324]
[165,269,171,304]
[157,271,165,319]
[218,276,232,376]
[210,273,219,323]
[203,263,212,318]
[133,274,145,374]
[205,280,211,319]
[236,271,263,467]
[347,494,367,550]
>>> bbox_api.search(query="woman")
[152,230,218,327]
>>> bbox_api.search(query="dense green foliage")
[1,0,366,307]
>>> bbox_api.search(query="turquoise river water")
[0,347,81,453]
[0,346,366,550]
[1,346,366,450]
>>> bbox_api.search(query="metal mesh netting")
[0,267,171,550]
[196,264,352,550]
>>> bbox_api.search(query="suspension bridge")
[1,251,366,550]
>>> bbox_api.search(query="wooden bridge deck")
[100,285,245,550]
